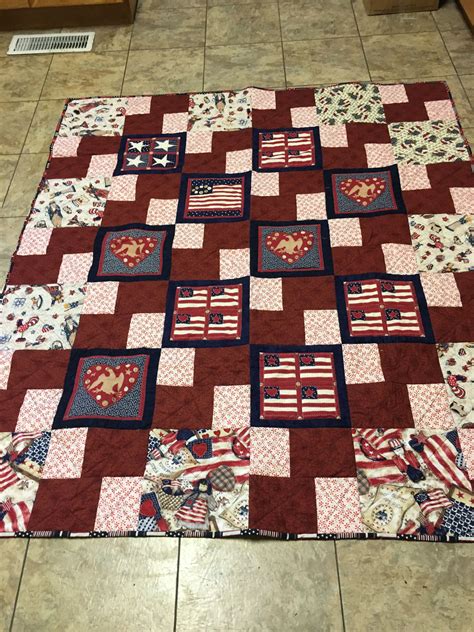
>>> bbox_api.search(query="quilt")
[0,83,473,542]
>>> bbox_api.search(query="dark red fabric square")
[290,428,356,478]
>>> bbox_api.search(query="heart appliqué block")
[110,236,158,268]
[266,230,314,264]
[339,177,386,206]
[83,362,139,408]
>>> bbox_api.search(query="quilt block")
[0,82,473,542]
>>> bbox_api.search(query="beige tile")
[362,32,455,81]
[177,540,343,632]
[158,0,206,5]
[0,216,25,260]
[280,0,357,41]
[3,153,48,214]
[464,127,474,149]
[460,75,474,105]
[0,101,36,154]
[204,43,285,91]
[12,538,178,632]
[123,47,204,95]
[352,0,436,35]
[284,37,369,86]
[442,29,474,76]
[23,100,65,154]
[0,539,27,632]
[432,0,470,31]
[206,3,280,46]
[337,541,474,632]
[209,0,272,4]
[0,155,18,206]
[62,25,132,53]
[131,2,206,50]
[0,56,52,102]
[41,52,126,100]
[0,258,11,287]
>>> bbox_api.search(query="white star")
[128,140,146,152]
[153,155,173,168]
[126,155,146,167]
[154,139,175,152]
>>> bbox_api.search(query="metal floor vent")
[8,32,95,55]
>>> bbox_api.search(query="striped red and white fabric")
[260,131,315,168]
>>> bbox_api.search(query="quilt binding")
[0,82,472,542]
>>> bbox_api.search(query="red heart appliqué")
[109,236,158,268]
[266,230,314,264]
[191,441,208,458]
[83,362,139,408]
[339,177,386,207]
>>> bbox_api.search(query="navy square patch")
[252,127,323,172]
[250,345,350,428]
[250,220,333,277]
[177,172,251,222]
[335,273,435,344]
[88,223,174,281]
[114,133,186,175]
[53,348,160,429]
[163,277,249,347]
[324,165,406,218]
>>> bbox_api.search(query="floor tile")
[432,0,470,31]
[3,153,48,213]
[280,0,357,41]
[12,538,178,632]
[460,75,474,106]
[206,3,280,46]
[441,29,474,75]
[131,2,206,50]
[177,540,343,632]
[352,0,436,35]
[23,100,65,155]
[41,52,126,100]
[362,32,456,81]
[209,0,273,4]
[337,541,474,632]
[464,127,474,148]
[0,258,10,288]
[0,216,25,260]
[0,56,52,102]
[204,43,285,91]
[0,155,18,206]
[123,47,204,95]
[0,539,27,632]
[284,37,369,86]
[0,101,36,155]
[62,25,133,53]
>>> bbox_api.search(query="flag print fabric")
[0,83,473,542]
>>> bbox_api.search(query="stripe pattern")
[171,283,243,341]
[259,351,340,421]
[344,278,425,338]
[184,176,245,218]
[258,130,316,169]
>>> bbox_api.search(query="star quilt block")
[114,133,186,175]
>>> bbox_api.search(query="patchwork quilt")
[0,83,473,541]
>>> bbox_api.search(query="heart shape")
[109,236,158,268]
[339,177,386,207]
[83,362,139,408]
[140,498,156,517]
[266,230,314,264]
[265,386,279,398]
[191,441,208,458]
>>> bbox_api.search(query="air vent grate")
[8,32,95,55]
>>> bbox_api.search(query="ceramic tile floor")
[0,0,473,630]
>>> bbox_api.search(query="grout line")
[120,6,135,95]
[432,12,462,84]
[350,1,372,82]
[38,54,55,101]
[276,0,288,89]
[173,538,182,632]
[333,541,347,632]
[8,539,30,632]
[202,0,209,91]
